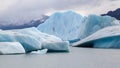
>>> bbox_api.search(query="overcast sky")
[0,0,120,24]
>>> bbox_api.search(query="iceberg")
[10,27,70,52]
[30,49,48,54]
[94,37,120,48]
[0,30,42,52]
[80,15,120,39]
[72,26,120,48]
[42,41,69,52]
[0,42,25,55]
[37,11,119,44]
[37,11,84,42]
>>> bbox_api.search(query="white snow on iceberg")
[72,26,120,48]
[0,42,25,55]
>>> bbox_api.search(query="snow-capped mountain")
[0,15,49,30]
[29,15,49,27]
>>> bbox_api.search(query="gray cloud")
[0,0,120,25]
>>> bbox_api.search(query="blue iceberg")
[37,11,119,44]
[0,27,69,54]
[80,15,120,39]
[72,26,120,48]
[0,29,42,52]
[42,41,69,52]
[10,27,70,52]
[37,11,84,42]
[94,37,120,48]
[0,42,25,55]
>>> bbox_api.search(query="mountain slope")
[101,8,120,20]
[0,15,49,30]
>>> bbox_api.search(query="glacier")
[72,26,120,48]
[37,11,119,44]
[37,11,84,42]
[0,42,25,55]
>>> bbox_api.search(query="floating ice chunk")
[37,11,119,44]
[10,27,70,52]
[0,30,42,52]
[72,25,120,48]
[12,27,62,42]
[94,37,120,48]
[30,49,48,54]
[0,42,25,55]
[37,11,84,41]
[80,15,120,39]
[42,41,70,52]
